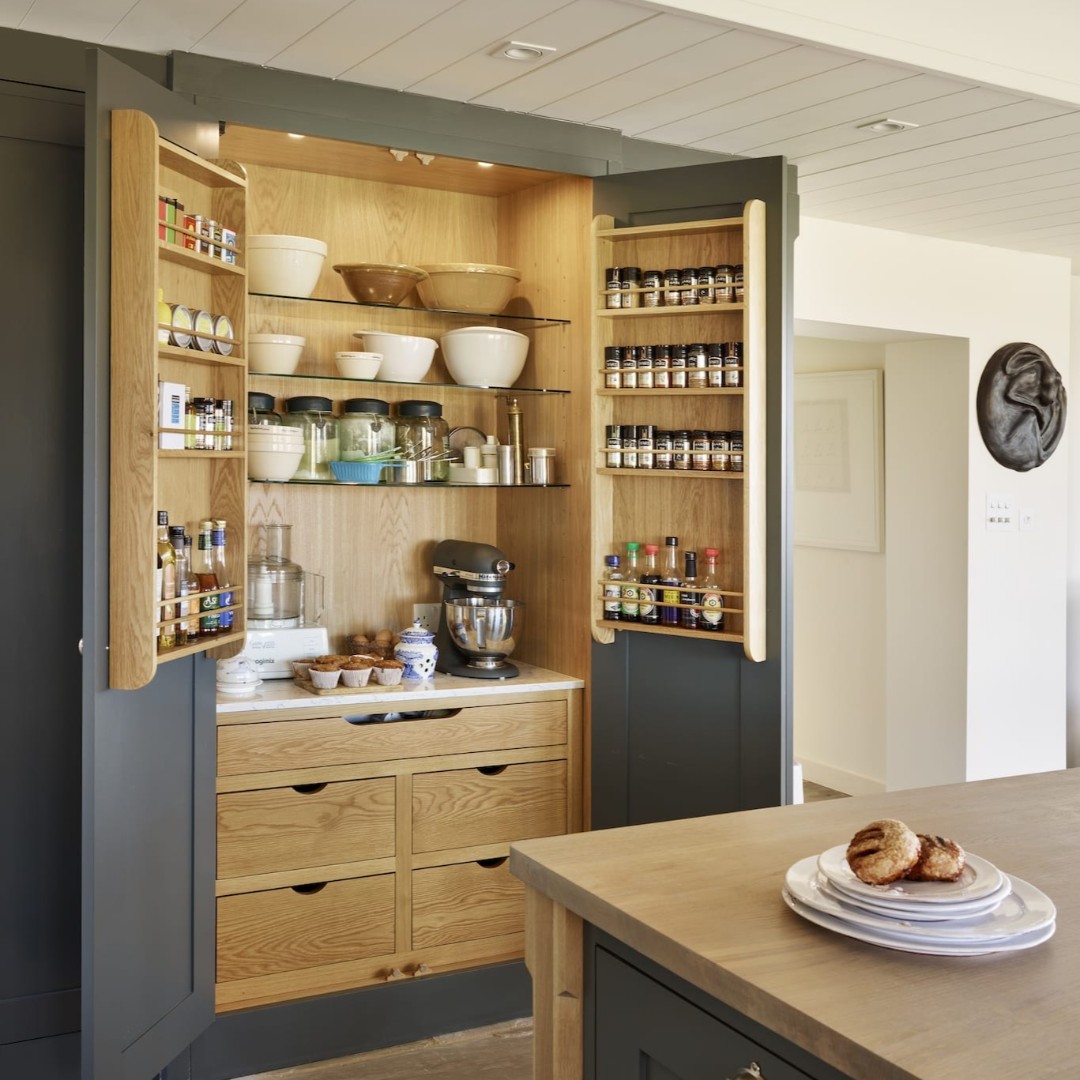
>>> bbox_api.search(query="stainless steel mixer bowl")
[444,597,524,666]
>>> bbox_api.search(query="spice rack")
[109,109,249,689]
[589,203,766,660]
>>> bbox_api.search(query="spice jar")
[248,391,281,427]
[339,397,394,460]
[395,400,449,482]
[281,396,338,480]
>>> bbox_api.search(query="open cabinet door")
[82,49,219,1080]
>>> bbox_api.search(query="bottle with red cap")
[699,547,724,632]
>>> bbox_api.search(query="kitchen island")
[511,768,1079,1080]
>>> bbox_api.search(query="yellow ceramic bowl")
[416,263,521,314]
[333,263,427,306]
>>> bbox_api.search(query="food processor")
[432,539,524,679]
[245,523,329,678]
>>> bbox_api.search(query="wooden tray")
[293,676,406,696]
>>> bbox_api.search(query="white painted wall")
[793,338,887,794]
[645,1,1080,105]
[794,216,1070,784]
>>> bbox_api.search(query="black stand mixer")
[433,539,525,679]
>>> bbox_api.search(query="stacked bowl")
[248,425,305,482]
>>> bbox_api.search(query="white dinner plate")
[785,857,1054,942]
[781,888,1055,956]
[816,872,1012,921]
[818,843,1004,904]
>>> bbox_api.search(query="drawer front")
[412,760,567,853]
[217,874,395,982]
[217,777,395,879]
[412,858,524,949]
[218,699,567,776]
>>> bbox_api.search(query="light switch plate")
[986,492,1016,531]
[412,603,441,631]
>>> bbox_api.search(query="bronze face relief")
[976,342,1066,472]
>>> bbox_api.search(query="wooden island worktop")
[511,768,1080,1080]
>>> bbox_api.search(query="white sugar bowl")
[394,619,438,681]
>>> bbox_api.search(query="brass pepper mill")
[506,396,524,484]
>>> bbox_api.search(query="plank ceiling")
[6,0,1080,267]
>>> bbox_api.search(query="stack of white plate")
[782,843,1055,955]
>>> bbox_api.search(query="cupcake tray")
[293,676,406,696]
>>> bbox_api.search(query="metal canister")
[620,266,641,309]
[621,346,639,389]
[168,303,193,349]
[663,268,682,306]
[638,344,654,389]
[655,430,673,469]
[605,424,622,468]
[213,313,235,355]
[637,424,655,469]
[680,267,699,306]
[642,269,662,308]
[670,345,687,389]
[621,424,638,469]
[604,345,623,389]
[605,267,621,308]
[715,263,735,303]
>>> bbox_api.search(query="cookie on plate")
[906,833,966,882]
[845,818,921,885]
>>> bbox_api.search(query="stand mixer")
[433,539,524,679]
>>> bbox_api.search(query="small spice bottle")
[604,346,623,389]
[655,430,673,470]
[620,266,642,309]
[697,265,716,304]
[636,424,655,469]
[605,424,622,468]
[653,344,671,389]
[638,344,654,389]
[663,268,682,306]
[680,267,699,306]
[642,270,662,308]
[621,346,638,389]
[605,267,621,308]
[670,345,688,389]
[715,264,735,303]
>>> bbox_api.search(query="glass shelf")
[251,478,569,489]
[249,291,570,328]
[247,370,570,395]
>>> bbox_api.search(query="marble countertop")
[216,661,583,714]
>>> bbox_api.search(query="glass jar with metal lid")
[395,400,449,482]
[339,397,395,461]
[281,396,338,481]
[248,391,282,427]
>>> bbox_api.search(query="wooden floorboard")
[238,1019,533,1080]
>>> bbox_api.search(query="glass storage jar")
[395,400,449,483]
[281,395,338,481]
[248,391,282,427]
[339,398,395,460]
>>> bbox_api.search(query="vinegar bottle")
[194,519,220,636]
[603,555,623,622]
[639,544,660,625]
[679,550,699,631]
[660,536,681,626]
[156,510,176,650]
[621,542,641,622]
[699,547,725,632]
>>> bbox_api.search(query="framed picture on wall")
[794,369,884,552]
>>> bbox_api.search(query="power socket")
[412,603,441,632]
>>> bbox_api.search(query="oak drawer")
[412,857,524,949]
[412,760,567,853]
[217,874,395,982]
[218,699,567,777]
[217,777,395,879]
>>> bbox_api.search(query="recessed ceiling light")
[477,162,495,169]
[495,40,557,62]
[287,133,305,140]
[857,117,919,134]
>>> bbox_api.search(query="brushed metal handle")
[726,1064,764,1080]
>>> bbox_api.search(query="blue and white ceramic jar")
[394,619,438,681]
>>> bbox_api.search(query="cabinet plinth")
[589,205,766,661]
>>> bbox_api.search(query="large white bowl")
[249,333,305,375]
[352,330,436,382]
[248,446,304,482]
[439,325,529,388]
[248,234,327,298]
[335,351,382,379]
